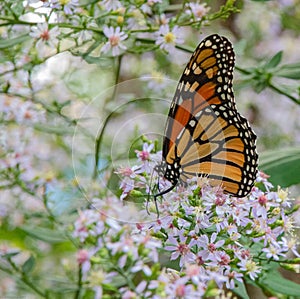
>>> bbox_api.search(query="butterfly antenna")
[147,168,162,218]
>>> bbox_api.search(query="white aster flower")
[30,22,60,57]
[262,244,286,260]
[49,0,79,15]
[155,24,184,53]
[187,2,210,20]
[101,26,128,56]
[141,0,162,14]
[101,0,122,12]
[238,259,261,280]
[141,70,169,93]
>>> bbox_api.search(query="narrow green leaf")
[22,255,35,274]
[233,280,250,299]
[71,40,114,66]
[1,251,20,259]
[277,63,300,79]
[259,146,300,187]
[263,270,300,296]
[265,51,283,69]
[0,35,30,49]
[34,123,74,135]
[19,226,68,244]
[79,55,113,67]
[253,81,268,93]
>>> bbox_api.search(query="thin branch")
[93,56,123,179]
[74,265,83,299]
[268,81,300,105]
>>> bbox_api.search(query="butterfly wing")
[161,34,258,197]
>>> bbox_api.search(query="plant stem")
[268,82,300,105]
[74,265,83,299]
[235,65,252,75]
[93,55,123,179]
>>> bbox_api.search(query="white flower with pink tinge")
[101,26,128,56]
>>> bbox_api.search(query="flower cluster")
[71,142,300,298]
[73,198,162,298]
[0,96,45,124]
[21,0,212,59]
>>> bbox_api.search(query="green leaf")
[259,146,300,187]
[10,2,26,15]
[22,255,35,273]
[34,123,74,135]
[263,270,300,296]
[71,40,115,66]
[18,226,68,244]
[276,63,300,79]
[1,250,20,259]
[253,80,268,93]
[233,280,250,299]
[264,51,282,69]
[79,55,113,67]
[41,278,79,293]
[0,35,30,49]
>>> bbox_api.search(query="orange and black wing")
[161,34,258,197]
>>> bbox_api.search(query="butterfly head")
[154,158,182,186]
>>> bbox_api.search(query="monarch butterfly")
[154,34,258,199]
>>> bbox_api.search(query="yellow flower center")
[278,187,288,202]
[59,0,70,5]
[88,270,105,286]
[164,32,175,43]
[272,207,280,215]
[245,260,257,272]
[117,16,124,25]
